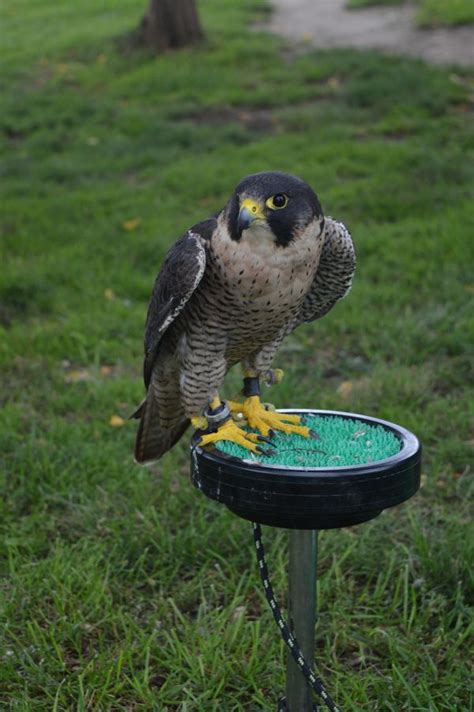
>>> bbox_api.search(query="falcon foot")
[229,395,319,440]
[193,402,275,456]
[263,368,285,386]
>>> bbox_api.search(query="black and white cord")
[253,523,343,712]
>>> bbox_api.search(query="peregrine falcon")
[133,171,355,462]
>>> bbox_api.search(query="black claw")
[309,429,321,440]
[268,428,276,439]
[257,435,274,445]
[192,431,206,445]
[256,445,277,457]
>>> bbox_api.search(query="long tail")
[133,394,189,464]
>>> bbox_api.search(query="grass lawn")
[1,0,473,709]
[347,0,474,27]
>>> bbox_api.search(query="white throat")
[241,221,276,252]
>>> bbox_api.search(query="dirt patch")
[268,0,474,66]
[183,105,277,132]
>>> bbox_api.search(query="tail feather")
[134,395,189,463]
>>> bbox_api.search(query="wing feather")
[143,223,212,387]
[297,217,355,324]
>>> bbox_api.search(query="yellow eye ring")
[265,193,288,210]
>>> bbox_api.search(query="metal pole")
[286,529,318,712]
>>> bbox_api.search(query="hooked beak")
[237,198,265,233]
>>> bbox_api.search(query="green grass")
[347,0,474,26]
[1,0,473,709]
[417,0,474,27]
[347,0,403,8]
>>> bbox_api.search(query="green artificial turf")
[1,0,473,710]
[216,415,402,466]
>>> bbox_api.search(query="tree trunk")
[136,0,204,53]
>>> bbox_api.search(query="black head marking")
[226,171,324,247]
[224,191,241,241]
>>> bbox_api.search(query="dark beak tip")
[237,217,252,232]
[237,206,255,233]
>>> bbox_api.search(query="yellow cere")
[240,198,265,218]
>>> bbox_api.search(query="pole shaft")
[286,529,318,712]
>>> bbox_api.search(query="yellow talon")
[238,396,314,439]
[227,399,245,414]
[191,415,208,430]
[265,368,284,385]
[273,368,284,384]
[196,418,265,454]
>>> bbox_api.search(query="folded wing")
[143,226,209,387]
[297,217,355,325]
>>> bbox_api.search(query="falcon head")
[225,171,324,247]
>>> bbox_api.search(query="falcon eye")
[266,193,288,210]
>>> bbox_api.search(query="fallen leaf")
[65,369,91,383]
[327,76,341,89]
[86,136,99,146]
[104,288,115,301]
[122,217,141,231]
[337,380,353,398]
[109,415,125,427]
[100,365,113,376]
[231,606,246,621]
[96,53,107,65]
